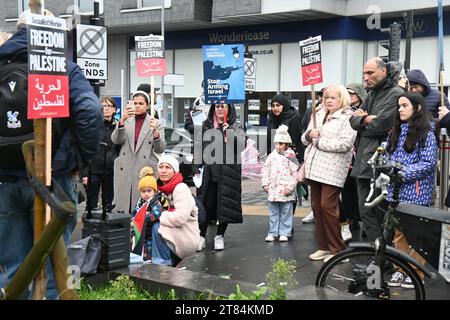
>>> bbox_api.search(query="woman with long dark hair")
[385,92,438,288]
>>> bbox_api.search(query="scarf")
[158,173,184,196]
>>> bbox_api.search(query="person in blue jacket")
[384,92,438,289]
[406,69,450,119]
[0,13,103,299]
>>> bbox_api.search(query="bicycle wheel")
[316,247,426,300]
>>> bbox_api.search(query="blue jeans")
[151,222,173,266]
[268,201,294,237]
[0,174,77,299]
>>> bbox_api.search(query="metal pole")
[440,128,449,210]
[161,0,167,126]
[404,11,413,73]
[92,1,100,97]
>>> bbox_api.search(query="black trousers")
[356,178,386,242]
[87,173,114,210]
[339,174,360,223]
[200,181,228,237]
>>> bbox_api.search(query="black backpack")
[0,50,67,170]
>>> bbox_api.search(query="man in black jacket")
[350,57,403,242]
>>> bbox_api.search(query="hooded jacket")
[194,104,245,224]
[0,27,103,176]
[267,94,304,163]
[406,69,450,119]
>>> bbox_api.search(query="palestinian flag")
[131,202,148,255]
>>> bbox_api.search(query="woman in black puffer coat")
[194,103,246,251]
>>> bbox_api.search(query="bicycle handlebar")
[365,189,388,208]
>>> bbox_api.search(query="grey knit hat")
[346,83,367,102]
[274,125,292,144]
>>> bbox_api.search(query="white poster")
[248,99,260,111]
[248,114,260,125]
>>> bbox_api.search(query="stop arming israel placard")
[27,13,69,119]
[203,44,245,104]
[135,35,166,76]
[299,35,323,86]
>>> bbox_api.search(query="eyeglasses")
[102,104,114,109]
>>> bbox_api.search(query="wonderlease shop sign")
[209,31,270,44]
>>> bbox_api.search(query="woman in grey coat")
[111,90,166,214]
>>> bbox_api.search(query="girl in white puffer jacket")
[262,125,299,242]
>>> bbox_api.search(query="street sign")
[244,57,256,92]
[164,73,184,86]
[135,35,166,76]
[76,24,108,80]
[27,13,69,119]
[299,35,323,86]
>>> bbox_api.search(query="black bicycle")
[316,144,450,300]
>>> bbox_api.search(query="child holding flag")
[131,166,164,261]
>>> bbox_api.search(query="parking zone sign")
[76,24,108,80]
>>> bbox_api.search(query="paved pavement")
[71,178,450,300]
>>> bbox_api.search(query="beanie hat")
[137,83,159,94]
[346,83,367,102]
[158,155,180,173]
[138,167,158,192]
[274,125,292,144]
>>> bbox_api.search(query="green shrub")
[265,258,297,300]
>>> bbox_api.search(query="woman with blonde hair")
[301,85,357,262]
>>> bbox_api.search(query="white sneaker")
[197,236,205,251]
[265,235,275,242]
[388,271,404,287]
[302,211,315,224]
[309,250,331,261]
[279,235,288,242]
[341,224,352,242]
[323,254,335,263]
[214,235,224,251]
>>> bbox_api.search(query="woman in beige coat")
[301,85,357,262]
[152,155,200,266]
[111,90,166,214]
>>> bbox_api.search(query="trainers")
[279,235,288,242]
[265,235,275,242]
[309,250,331,261]
[401,276,417,289]
[388,271,404,287]
[197,236,205,251]
[341,224,352,242]
[214,235,224,251]
[323,254,335,263]
[302,211,315,224]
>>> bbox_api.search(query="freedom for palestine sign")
[27,13,69,119]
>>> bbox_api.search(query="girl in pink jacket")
[262,125,299,242]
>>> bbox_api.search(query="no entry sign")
[299,35,323,86]
[135,35,166,76]
[27,14,69,119]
